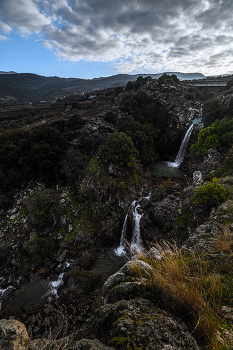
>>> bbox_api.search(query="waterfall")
[115,194,150,255]
[115,213,129,255]
[130,203,144,253]
[175,124,193,166]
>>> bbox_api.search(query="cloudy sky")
[0,0,233,78]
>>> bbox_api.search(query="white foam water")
[116,194,151,255]
[46,272,65,297]
[175,124,193,166]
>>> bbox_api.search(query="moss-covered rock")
[88,298,200,350]
[102,260,154,303]
[72,269,102,293]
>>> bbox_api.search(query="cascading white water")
[115,213,129,255]
[130,203,144,253]
[175,124,193,166]
[116,194,151,255]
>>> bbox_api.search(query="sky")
[0,0,233,79]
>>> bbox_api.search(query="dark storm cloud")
[0,0,233,74]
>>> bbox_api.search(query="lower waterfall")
[115,193,150,255]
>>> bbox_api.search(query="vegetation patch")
[137,241,233,349]
[192,178,231,208]
[26,188,62,230]
[72,269,102,293]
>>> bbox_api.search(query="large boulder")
[182,221,221,252]
[0,319,29,350]
[90,298,200,350]
[30,337,114,350]
[103,259,154,303]
[141,197,178,238]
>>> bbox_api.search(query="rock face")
[30,337,114,350]
[90,298,200,350]
[182,221,221,252]
[141,197,179,240]
[102,259,153,303]
[0,319,29,350]
[193,171,203,189]
[142,79,202,124]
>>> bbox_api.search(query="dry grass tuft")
[214,226,233,254]
[136,241,231,349]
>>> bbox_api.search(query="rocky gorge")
[1,75,233,349]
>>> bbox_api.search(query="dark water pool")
[93,247,128,280]
[5,273,64,314]
[151,161,184,179]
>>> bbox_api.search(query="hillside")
[1,75,233,349]
[0,72,206,105]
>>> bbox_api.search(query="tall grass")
[136,241,232,349]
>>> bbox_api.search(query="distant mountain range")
[0,71,17,75]
[0,71,206,105]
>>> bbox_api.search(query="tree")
[202,97,228,127]
[98,132,139,166]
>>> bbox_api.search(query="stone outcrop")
[89,298,200,350]
[0,319,29,350]
[30,337,114,350]
[102,259,154,303]
[141,197,179,241]
[143,79,202,124]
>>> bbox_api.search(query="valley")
[0,73,233,349]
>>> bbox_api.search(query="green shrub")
[27,234,59,266]
[125,81,135,91]
[67,114,84,130]
[104,111,117,125]
[0,127,67,206]
[191,118,233,160]
[72,270,102,293]
[99,132,139,166]
[117,182,126,190]
[192,178,231,207]
[86,201,108,220]
[184,92,196,102]
[119,118,159,165]
[79,129,92,154]
[202,97,228,127]
[26,188,61,230]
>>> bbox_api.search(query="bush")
[72,270,102,293]
[202,97,228,127]
[86,201,108,220]
[104,111,117,125]
[79,129,92,154]
[184,92,196,102]
[191,118,233,160]
[26,188,62,230]
[67,114,84,130]
[27,234,59,266]
[60,148,85,186]
[119,118,159,165]
[0,127,67,206]
[99,132,139,166]
[192,178,231,207]
[125,81,135,91]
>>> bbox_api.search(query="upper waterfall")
[175,124,193,166]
